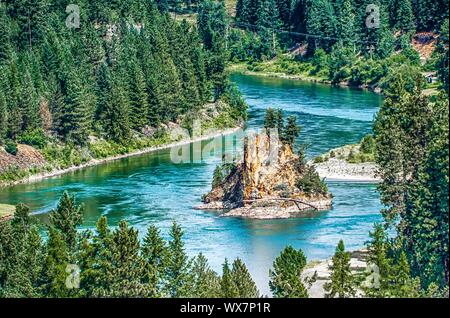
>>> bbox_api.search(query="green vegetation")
[0,0,247,183]
[374,74,449,289]
[324,240,356,298]
[264,108,300,147]
[3,140,17,156]
[269,246,309,298]
[1,191,448,298]
[230,0,448,91]
[296,166,328,195]
[347,135,376,163]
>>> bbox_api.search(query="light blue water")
[0,74,383,295]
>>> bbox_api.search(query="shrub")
[314,156,325,164]
[4,140,18,155]
[296,167,328,195]
[360,135,376,154]
[274,183,289,191]
[18,129,48,149]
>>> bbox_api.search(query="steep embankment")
[198,132,332,218]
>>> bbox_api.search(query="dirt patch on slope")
[0,144,47,173]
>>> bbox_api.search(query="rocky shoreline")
[311,158,380,182]
[196,197,333,219]
[308,143,381,183]
[198,131,333,219]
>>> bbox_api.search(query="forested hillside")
[229,0,449,90]
[0,0,247,182]
[0,1,244,146]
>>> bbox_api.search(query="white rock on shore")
[311,158,381,182]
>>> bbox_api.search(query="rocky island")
[198,126,333,219]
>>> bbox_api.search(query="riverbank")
[228,63,382,93]
[0,126,243,189]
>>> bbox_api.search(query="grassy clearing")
[228,57,329,83]
[0,204,15,219]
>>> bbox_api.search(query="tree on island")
[282,115,301,147]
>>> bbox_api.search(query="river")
[0,74,383,295]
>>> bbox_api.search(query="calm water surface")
[0,74,383,295]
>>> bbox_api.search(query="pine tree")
[212,165,224,188]
[374,75,432,226]
[165,222,193,297]
[49,191,83,252]
[0,6,12,64]
[192,253,221,297]
[269,246,309,298]
[282,115,300,147]
[40,226,71,297]
[105,221,147,297]
[264,108,277,131]
[324,240,356,298]
[19,70,40,133]
[306,0,337,52]
[335,0,355,45]
[220,258,239,297]
[390,0,415,34]
[102,74,131,143]
[127,59,149,131]
[275,108,284,135]
[276,0,293,28]
[0,93,7,144]
[59,69,92,144]
[256,0,281,56]
[0,204,43,297]
[357,0,394,58]
[391,252,421,297]
[6,62,22,139]
[12,0,49,50]
[198,0,228,100]
[406,95,449,288]
[142,225,168,297]
[231,258,259,297]
[436,19,449,92]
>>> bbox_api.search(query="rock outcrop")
[198,132,333,219]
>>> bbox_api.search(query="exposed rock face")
[199,132,333,219]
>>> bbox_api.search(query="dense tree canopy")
[0,0,234,146]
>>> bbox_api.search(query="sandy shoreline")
[1,126,242,188]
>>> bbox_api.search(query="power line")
[230,21,380,45]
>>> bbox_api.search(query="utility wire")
[230,21,380,46]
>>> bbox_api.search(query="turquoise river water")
[0,74,384,295]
